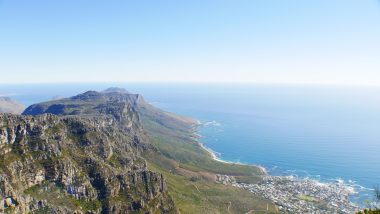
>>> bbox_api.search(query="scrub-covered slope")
[1,90,176,213]
[138,98,277,213]
[20,88,277,213]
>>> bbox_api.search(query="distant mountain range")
[0,96,24,114]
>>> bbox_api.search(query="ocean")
[1,83,379,204]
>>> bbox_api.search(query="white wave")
[203,120,222,127]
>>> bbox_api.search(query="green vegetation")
[24,184,42,195]
[298,195,319,202]
[140,103,263,179]
[46,123,64,135]
[357,210,380,214]
[148,133,263,178]
[23,182,79,211]
[0,151,21,169]
[3,89,277,213]
[24,181,101,212]
[140,102,278,213]
[31,207,52,214]
[4,207,16,214]
[70,198,102,212]
[148,159,277,214]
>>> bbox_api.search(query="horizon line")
[1,81,380,87]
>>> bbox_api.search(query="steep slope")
[0,113,176,213]
[0,97,25,114]
[23,91,142,129]
[1,92,177,213]
[20,88,278,213]
[23,89,264,178]
[137,95,265,177]
[138,101,278,213]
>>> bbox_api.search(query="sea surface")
[1,83,380,204]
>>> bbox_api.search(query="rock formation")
[0,89,177,213]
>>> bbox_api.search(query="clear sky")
[0,0,379,85]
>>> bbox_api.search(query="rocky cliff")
[0,89,177,213]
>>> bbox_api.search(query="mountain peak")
[71,91,103,100]
[102,87,129,94]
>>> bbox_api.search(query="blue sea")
[1,83,379,205]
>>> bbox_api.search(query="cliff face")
[23,91,142,132]
[0,90,177,213]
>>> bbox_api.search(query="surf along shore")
[194,120,360,213]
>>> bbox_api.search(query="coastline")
[193,120,361,213]
[198,141,268,175]
[191,121,268,175]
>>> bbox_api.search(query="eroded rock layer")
[0,95,176,214]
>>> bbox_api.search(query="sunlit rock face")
[0,90,177,213]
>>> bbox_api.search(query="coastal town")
[217,174,359,213]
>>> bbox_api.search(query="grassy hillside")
[147,160,277,214]
[139,101,278,213]
[18,89,278,213]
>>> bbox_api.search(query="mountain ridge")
[1,88,276,213]
[0,97,25,114]
[1,89,178,213]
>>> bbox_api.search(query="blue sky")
[0,0,379,84]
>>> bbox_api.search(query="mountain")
[0,97,25,114]
[0,88,276,213]
[1,100,176,213]
[101,87,129,94]
[23,90,143,132]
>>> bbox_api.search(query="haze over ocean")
[1,83,379,204]
[1,0,380,211]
